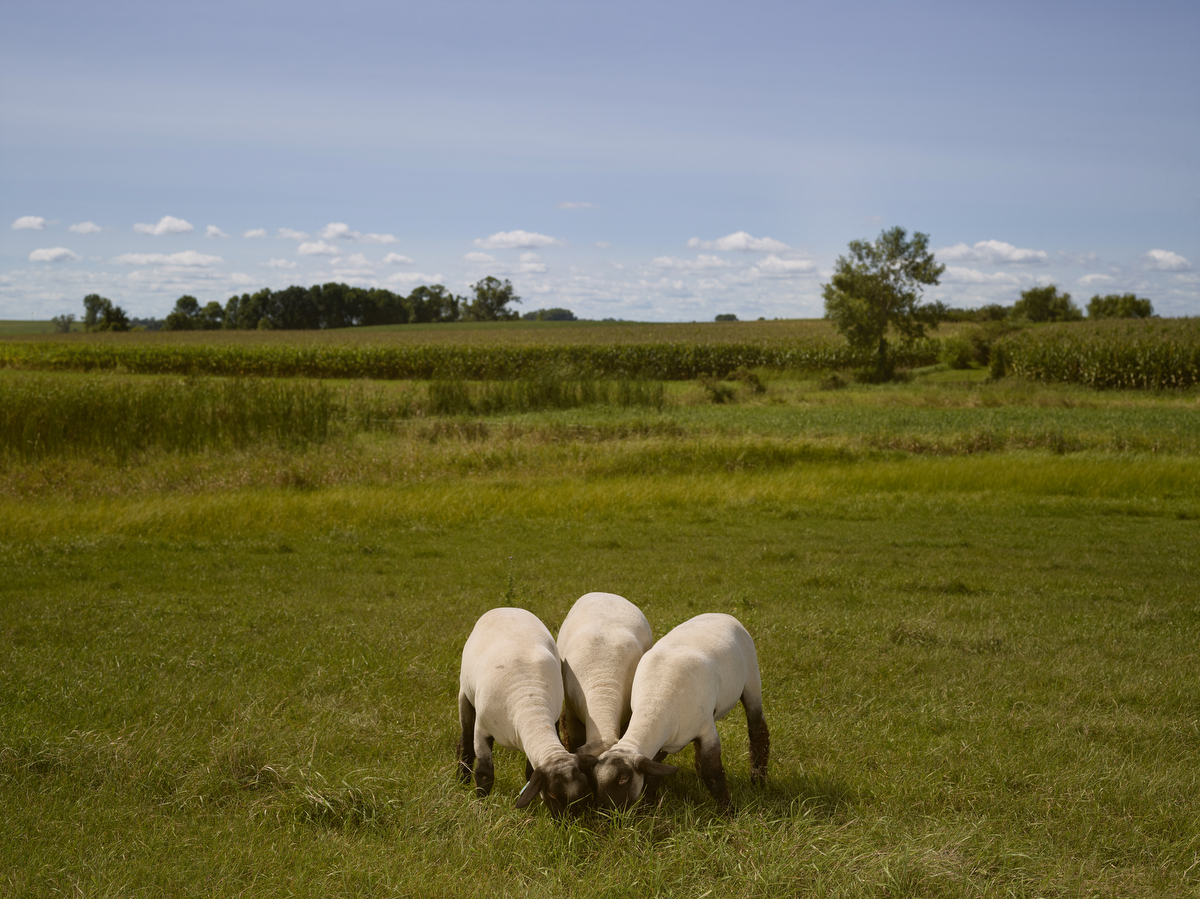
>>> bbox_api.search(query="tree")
[1087,293,1153,319]
[81,294,130,332]
[465,276,520,321]
[162,295,201,330]
[822,226,945,381]
[1012,285,1082,323]
[522,308,577,321]
[50,313,76,333]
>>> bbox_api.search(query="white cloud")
[344,253,371,268]
[595,241,612,249]
[941,266,1026,285]
[752,255,816,277]
[264,258,297,269]
[317,222,398,244]
[652,254,733,271]
[383,253,414,265]
[297,241,339,256]
[558,201,593,210]
[464,252,498,265]
[1059,250,1101,267]
[69,221,102,234]
[519,252,548,273]
[29,247,78,263]
[687,231,789,253]
[278,228,310,241]
[320,222,357,241]
[387,272,443,285]
[244,228,268,239]
[475,230,565,250]
[936,239,1048,265]
[113,251,222,267]
[1079,273,1114,286]
[1141,249,1193,271]
[133,215,194,236]
[12,216,48,231]
[206,225,230,238]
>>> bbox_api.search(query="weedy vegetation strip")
[0,338,941,380]
[996,317,1200,389]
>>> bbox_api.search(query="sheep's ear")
[635,756,678,777]
[574,753,599,773]
[515,769,546,809]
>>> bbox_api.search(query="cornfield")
[0,339,941,380]
[995,318,1200,389]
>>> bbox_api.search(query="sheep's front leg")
[473,731,495,798]
[694,724,730,808]
[457,694,477,785]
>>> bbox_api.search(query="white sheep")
[556,592,655,756]
[592,612,769,809]
[457,607,596,817]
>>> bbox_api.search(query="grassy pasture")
[2,340,1199,896]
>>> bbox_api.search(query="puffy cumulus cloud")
[278,228,309,241]
[206,225,230,238]
[651,254,733,271]
[557,201,593,210]
[264,259,297,269]
[751,255,816,277]
[344,253,372,268]
[297,241,339,256]
[12,216,47,231]
[387,272,443,286]
[1141,249,1193,271]
[941,266,1026,285]
[519,252,548,273]
[244,228,268,239]
[318,222,398,244]
[133,215,194,236]
[382,253,414,265]
[29,247,78,262]
[937,240,1048,265]
[69,221,102,235]
[464,252,497,265]
[687,232,789,253]
[114,251,222,267]
[475,230,565,250]
[1079,273,1114,286]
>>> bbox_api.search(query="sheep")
[592,612,769,810]
[556,592,655,756]
[456,607,596,817]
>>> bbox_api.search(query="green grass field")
[2,326,1198,897]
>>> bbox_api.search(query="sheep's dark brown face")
[594,750,678,810]
[593,752,645,810]
[517,756,596,818]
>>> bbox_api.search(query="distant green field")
[0,320,76,336]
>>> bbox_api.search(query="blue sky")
[2,0,1197,321]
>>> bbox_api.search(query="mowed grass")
[2,366,1199,897]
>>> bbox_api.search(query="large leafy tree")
[1086,292,1153,320]
[822,227,945,380]
[1012,285,1082,323]
[465,276,521,321]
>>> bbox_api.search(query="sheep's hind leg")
[473,732,495,798]
[742,692,770,785]
[694,726,730,808]
[457,694,476,785]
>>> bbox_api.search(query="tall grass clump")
[426,375,666,415]
[0,376,339,463]
[995,318,1200,389]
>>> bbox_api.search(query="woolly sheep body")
[556,592,654,757]
[457,607,595,817]
[593,612,769,809]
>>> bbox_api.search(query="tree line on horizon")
[52,277,580,333]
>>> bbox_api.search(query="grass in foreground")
[2,469,1198,898]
